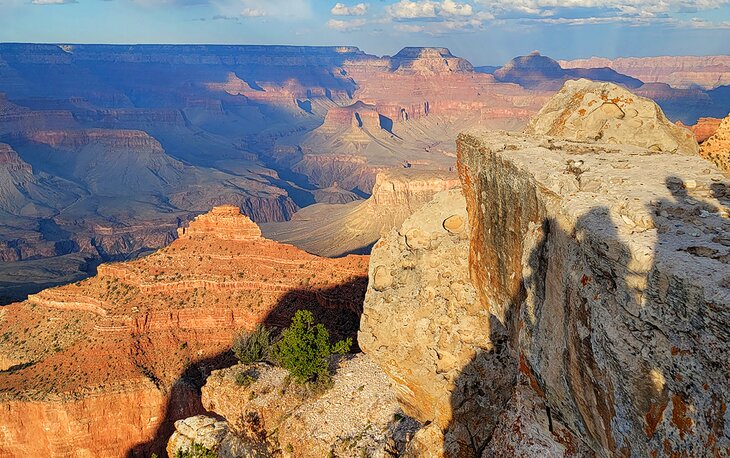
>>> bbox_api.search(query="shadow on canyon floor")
[445,176,729,456]
[125,275,368,458]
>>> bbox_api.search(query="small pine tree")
[273,309,351,384]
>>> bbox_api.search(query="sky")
[0,0,729,65]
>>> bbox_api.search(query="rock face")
[699,114,730,175]
[457,130,729,456]
[359,189,512,457]
[0,205,368,457]
[679,117,723,143]
[560,55,730,90]
[525,79,699,154]
[196,354,420,457]
[389,47,474,74]
[494,51,642,90]
[167,415,255,458]
[261,169,460,257]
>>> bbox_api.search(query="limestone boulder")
[525,79,699,154]
[167,415,261,458]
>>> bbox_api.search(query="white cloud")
[240,7,266,16]
[441,0,472,16]
[327,18,368,30]
[331,2,369,16]
[474,0,730,18]
[385,0,474,19]
[209,0,312,19]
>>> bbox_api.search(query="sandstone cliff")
[678,117,722,143]
[0,205,368,457]
[699,113,730,175]
[457,130,729,457]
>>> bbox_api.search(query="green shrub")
[273,310,351,384]
[232,325,272,364]
[175,441,218,458]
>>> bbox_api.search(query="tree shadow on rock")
[446,175,730,457]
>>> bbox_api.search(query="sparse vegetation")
[272,310,351,385]
[175,442,218,458]
[232,325,273,364]
[235,367,258,387]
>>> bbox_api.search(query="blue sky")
[1,0,729,65]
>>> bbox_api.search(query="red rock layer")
[0,205,368,457]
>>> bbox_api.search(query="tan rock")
[200,355,420,457]
[166,415,261,458]
[360,190,514,456]
[458,130,730,457]
[525,79,699,155]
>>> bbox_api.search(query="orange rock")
[0,205,368,457]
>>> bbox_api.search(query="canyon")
[0,44,729,458]
[0,205,368,457]
[1,44,729,301]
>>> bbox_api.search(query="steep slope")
[678,116,722,142]
[0,205,368,457]
[0,142,84,217]
[699,113,730,174]
[494,51,643,90]
[261,169,459,257]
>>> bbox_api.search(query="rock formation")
[525,79,699,154]
[0,205,368,457]
[262,169,460,257]
[457,130,729,457]
[699,113,730,175]
[362,82,730,457]
[494,51,642,90]
[187,355,420,457]
[560,55,730,89]
[678,117,723,143]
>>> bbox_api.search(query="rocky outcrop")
[699,114,730,175]
[0,205,368,457]
[678,117,722,143]
[177,204,262,240]
[262,169,460,257]
[167,415,255,458]
[494,51,642,90]
[560,55,730,90]
[456,130,729,456]
[360,189,510,456]
[525,79,699,154]
[388,47,474,75]
[197,354,420,457]
[362,114,729,456]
